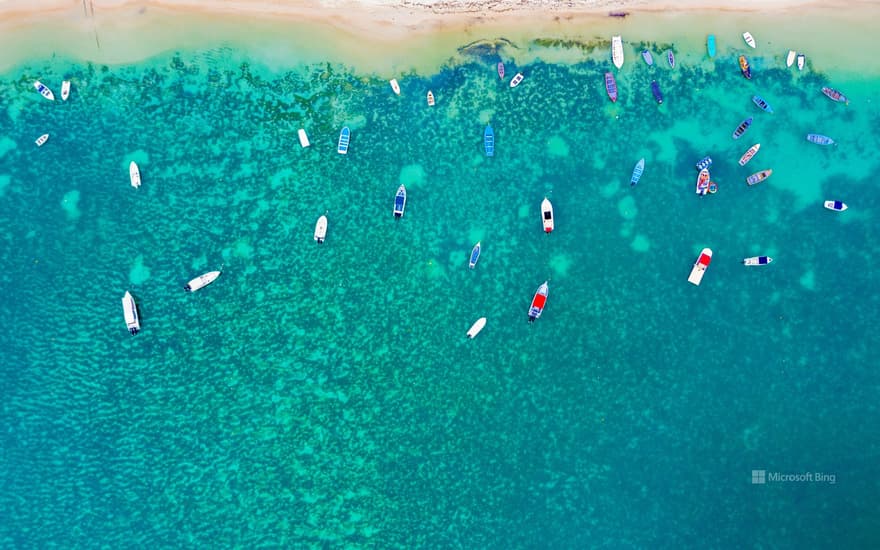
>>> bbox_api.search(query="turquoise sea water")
[2,32,879,547]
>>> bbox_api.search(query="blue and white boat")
[732,117,753,139]
[806,134,835,146]
[824,200,847,212]
[651,80,663,104]
[393,185,406,218]
[743,256,773,266]
[696,156,713,170]
[641,50,654,66]
[630,158,645,186]
[484,125,494,157]
[752,95,773,113]
[667,50,675,68]
[337,127,350,154]
[469,241,481,269]
[34,81,54,101]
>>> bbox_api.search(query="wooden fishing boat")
[821,87,849,105]
[337,127,350,154]
[484,125,494,157]
[497,62,505,80]
[527,281,549,322]
[630,158,645,186]
[688,248,713,286]
[806,134,835,146]
[667,50,675,68]
[739,55,752,79]
[738,143,761,166]
[604,72,618,103]
[752,95,773,113]
[641,50,654,66]
[746,169,772,186]
[732,116,753,139]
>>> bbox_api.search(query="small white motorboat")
[35,134,49,147]
[61,80,71,101]
[122,291,140,335]
[797,54,805,71]
[541,197,554,233]
[390,79,400,95]
[34,81,54,101]
[688,248,713,286]
[743,256,773,266]
[427,90,435,106]
[742,32,756,48]
[738,143,761,166]
[824,200,847,212]
[129,161,141,188]
[469,241,481,269]
[611,35,624,68]
[786,50,796,67]
[466,317,487,339]
[509,73,524,88]
[184,270,221,292]
[393,185,406,218]
[528,281,549,322]
[314,214,328,243]
[337,127,350,154]
[298,128,310,148]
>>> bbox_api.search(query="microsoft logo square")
[752,470,766,484]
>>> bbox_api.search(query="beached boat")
[35,133,49,147]
[393,185,406,218]
[738,143,761,166]
[185,271,221,292]
[752,95,773,113]
[651,80,663,104]
[426,91,435,106]
[738,55,752,79]
[389,79,400,95]
[821,87,849,105]
[695,168,710,195]
[337,127,350,154]
[61,80,70,101]
[541,197,554,233]
[122,291,140,335]
[34,81,54,101]
[497,62,505,80]
[732,116,753,139]
[688,248,713,286]
[469,241,481,269]
[298,128,310,148]
[667,50,676,68]
[696,156,713,170]
[707,35,716,57]
[611,35,624,69]
[467,317,487,338]
[528,281,549,322]
[314,214,328,243]
[631,158,645,186]
[806,134,835,146]
[746,169,772,186]
[743,32,756,48]
[484,125,494,157]
[824,200,847,212]
[797,54,805,71]
[786,50,796,67]
[743,256,773,266]
[604,72,618,103]
[129,161,141,188]
[509,73,524,88]
[641,50,654,66]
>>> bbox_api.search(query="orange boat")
[739,55,751,79]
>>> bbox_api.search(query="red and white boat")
[541,197,554,233]
[528,281,549,322]
[688,248,712,286]
[509,73,524,88]
[695,168,710,195]
[738,143,760,166]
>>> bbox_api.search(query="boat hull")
[528,282,549,322]
[541,198,554,233]
[122,291,140,335]
[752,95,773,113]
[510,73,524,88]
[61,80,71,101]
[806,134,834,146]
[824,200,847,212]
[484,125,494,157]
[34,81,55,101]
[688,248,713,286]
[390,79,400,95]
[185,271,221,292]
[604,72,618,103]
[738,143,761,166]
[35,134,49,147]
[738,56,752,80]
[707,35,716,57]
[732,117,753,139]
[797,54,805,71]
[651,80,663,104]
[746,169,772,186]
[743,256,772,266]
[426,91,435,106]
[497,62,505,80]
[298,128,310,148]
[469,242,481,269]
[393,185,407,218]
[667,51,675,68]
[467,317,487,338]
[631,158,645,186]
[611,35,624,69]
[337,127,350,154]
[129,161,141,188]
[314,215,328,243]
[786,50,796,67]
[641,50,653,65]
[695,168,710,195]
[743,32,756,48]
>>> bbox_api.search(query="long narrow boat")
[667,50,675,68]
[34,81,55,101]
[688,248,713,286]
[752,95,773,113]
[746,169,773,186]
[509,73,524,88]
[732,116,753,139]
[738,143,761,166]
[604,72,618,103]
[35,134,49,147]
[389,79,400,95]
[743,256,772,266]
[742,32,756,48]
[466,317,487,339]
[630,158,645,186]
[806,134,835,146]
[707,35,716,57]
[797,54,805,71]
[469,241,481,269]
[786,50,796,67]
[122,291,140,335]
[298,128,310,148]
[695,168,710,195]
[314,214,328,243]
[393,185,406,218]
[821,87,849,105]
[824,200,847,212]
[528,281,549,322]
[650,80,663,104]
[337,127,350,154]
[185,271,221,292]
[541,197,554,233]
[497,62,505,80]
[738,55,752,79]
[484,125,494,157]
[61,80,71,101]
[641,50,654,66]
[129,161,141,188]
[426,91,435,106]
[696,156,713,170]
[611,35,624,69]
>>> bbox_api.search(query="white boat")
[184,270,221,292]
[393,185,406,218]
[630,158,645,187]
[61,80,71,101]
[738,143,761,166]
[35,133,49,147]
[743,32,756,48]
[786,50,796,67]
[314,214,328,243]
[390,79,400,95]
[743,256,773,266]
[466,317,487,339]
[34,81,54,101]
[688,248,713,286]
[469,241,481,269]
[797,54,805,71]
[541,197,554,233]
[509,73,524,88]
[427,90,435,106]
[611,35,624,69]
[824,200,847,212]
[122,291,140,335]
[129,161,141,188]
[298,128,310,148]
[337,127,350,154]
